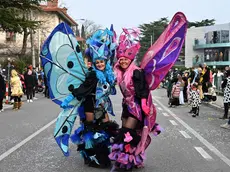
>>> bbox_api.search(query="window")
[6,32,16,42]
[220,30,229,43]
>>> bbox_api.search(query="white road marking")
[157,107,163,111]
[179,131,191,139]
[162,112,170,117]
[194,147,213,160]
[153,97,230,167]
[169,120,178,126]
[0,118,56,162]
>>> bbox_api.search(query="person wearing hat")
[109,28,161,170]
[10,70,23,110]
[60,29,118,168]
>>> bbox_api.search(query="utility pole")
[38,28,41,69]
[30,10,36,68]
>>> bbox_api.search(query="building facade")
[185,23,230,68]
[0,0,79,65]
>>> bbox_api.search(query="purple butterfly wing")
[141,12,187,90]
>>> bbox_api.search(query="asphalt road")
[0,89,230,172]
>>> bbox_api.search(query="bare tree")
[82,19,102,38]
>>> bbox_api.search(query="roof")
[40,5,77,26]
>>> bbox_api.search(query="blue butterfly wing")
[54,107,79,156]
[40,22,88,156]
[40,22,88,105]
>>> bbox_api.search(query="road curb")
[202,102,224,112]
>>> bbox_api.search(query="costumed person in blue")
[61,28,119,168]
[40,23,118,169]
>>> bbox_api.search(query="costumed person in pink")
[109,28,161,170]
[109,12,187,171]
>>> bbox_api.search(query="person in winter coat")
[0,72,6,112]
[10,70,23,110]
[24,66,36,102]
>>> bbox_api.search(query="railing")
[193,56,204,66]
[193,56,230,66]
[194,38,230,49]
[213,75,224,95]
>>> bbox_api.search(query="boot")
[13,102,18,110]
[219,115,228,119]
[18,101,22,109]
[220,103,229,119]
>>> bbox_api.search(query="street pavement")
[0,89,230,172]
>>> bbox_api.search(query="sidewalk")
[2,93,44,109]
[202,95,224,111]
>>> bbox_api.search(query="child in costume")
[61,29,118,168]
[188,83,201,117]
[220,70,230,120]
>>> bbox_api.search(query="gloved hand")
[60,94,74,109]
[141,98,150,116]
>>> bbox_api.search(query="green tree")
[0,0,49,56]
[81,24,85,39]
[138,18,215,62]
[138,17,169,61]
[188,19,215,28]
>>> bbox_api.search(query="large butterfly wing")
[40,22,88,105]
[54,107,79,156]
[141,12,187,90]
[40,22,87,156]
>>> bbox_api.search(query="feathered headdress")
[116,28,141,60]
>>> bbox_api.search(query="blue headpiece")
[85,25,117,85]
[85,25,117,63]
[89,43,109,62]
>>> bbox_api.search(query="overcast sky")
[62,0,230,33]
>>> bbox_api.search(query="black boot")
[220,103,229,119]
[219,115,228,119]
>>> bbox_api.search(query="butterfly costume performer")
[40,23,118,168]
[109,12,187,171]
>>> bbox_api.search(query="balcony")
[193,38,230,50]
[193,55,230,66]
